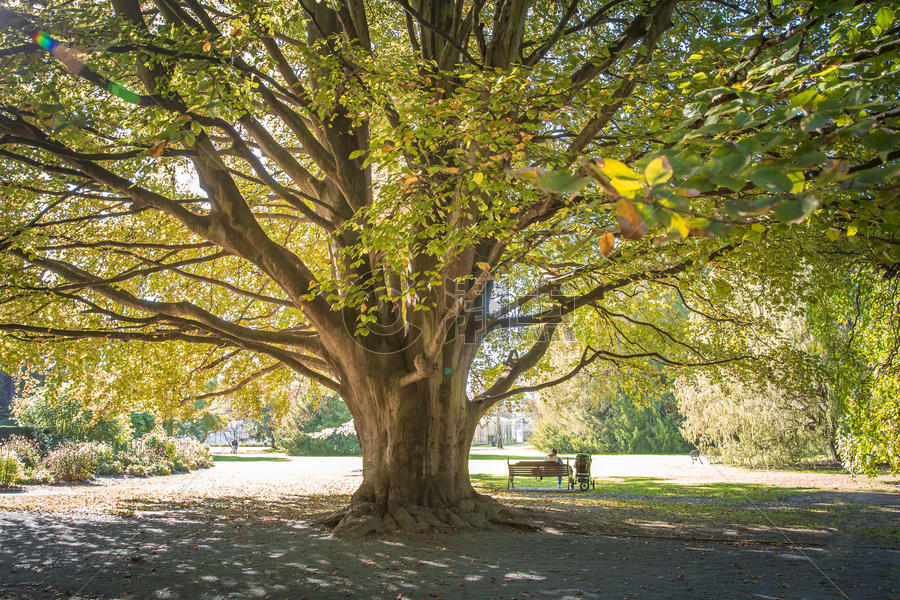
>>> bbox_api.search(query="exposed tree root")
[313,494,539,537]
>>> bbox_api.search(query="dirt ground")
[1,449,898,600]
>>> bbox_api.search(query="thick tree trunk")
[317,366,511,536]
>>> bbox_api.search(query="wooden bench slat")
[506,459,572,489]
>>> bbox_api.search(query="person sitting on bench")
[546,448,563,486]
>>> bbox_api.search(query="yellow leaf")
[148,142,167,158]
[645,156,673,186]
[787,171,805,194]
[610,177,646,200]
[596,158,641,180]
[669,213,690,239]
[616,199,648,240]
[473,172,484,185]
[810,65,837,78]
[599,232,615,256]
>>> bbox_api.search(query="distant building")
[473,410,534,446]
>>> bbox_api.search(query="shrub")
[172,438,213,471]
[19,467,52,485]
[42,442,101,482]
[125,432,212,473]
[150,463,172,476]
[125,464,148,477]
[140,432,177,463]
[0,435,41,469]
[281,430,361,456]
[0,453,23,487]
[86,442,120,475]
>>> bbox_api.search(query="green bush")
[140,432,177,463]
[150,463,172,476]
[282,432,361,456]
[276,393,361,456]
[42,442,101,482]
[129,411,156,437]
[13,395,132,449]
[0,425,35,442]
[19,467,52,485]
[172,438,213,471]
[88,442,120,475]
[125,464,148,477]
[531,390,693,455]
[0,453,23,487]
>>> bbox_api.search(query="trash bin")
[574,452,593,491]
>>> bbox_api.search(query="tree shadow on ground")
[1,507,896,600]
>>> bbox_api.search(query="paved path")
[2,509,897,600]
[1,449,897,599]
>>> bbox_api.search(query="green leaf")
[875,6,894,31]
[533,171,590,194]
[851,163,900,185]
[750,166,797,193]
[862,130,900,153]
[789,88,820,108]
[50,113,68,133]
[772,195,819,223]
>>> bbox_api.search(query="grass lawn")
[470,472,900,546]
[212,454,291,462]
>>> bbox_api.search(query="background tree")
[275,391,361,456]
[0,1,897,533]
[529,338,692,454]
[245,402,278,448]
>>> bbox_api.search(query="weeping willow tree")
[0,0,897,534]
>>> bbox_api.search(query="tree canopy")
[0,0,898,532]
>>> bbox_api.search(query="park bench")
[507,459,572,490]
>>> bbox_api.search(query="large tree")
[0,1,897,533]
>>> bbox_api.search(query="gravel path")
[1,449,897,599]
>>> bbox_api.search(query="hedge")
[0,425,35,441]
